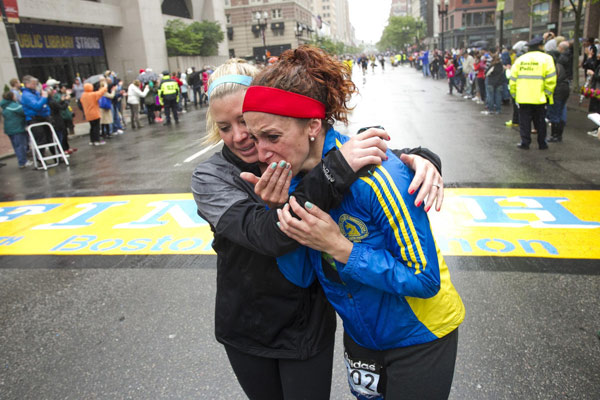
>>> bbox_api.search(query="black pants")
[224,342,334,400]
[344,329,458,400]
[89,119,100,143]
[193,85,202,106]
[519,103,547,147]
[101,124,111,137]
[512,98,520,124]
[59,129,69,151]
[477,78,486,102]
[27,117,53,155]
[181,92,189,110]
[163,98,179,123]
[146,104,155,124]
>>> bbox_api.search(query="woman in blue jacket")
[1,91,31,168]
[242,46,465,400]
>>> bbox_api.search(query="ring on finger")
[433,183,441,188]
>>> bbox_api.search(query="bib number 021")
[343,351,382,398]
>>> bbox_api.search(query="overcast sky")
[348,0,392,44]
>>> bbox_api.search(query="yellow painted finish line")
[0,189,599,258]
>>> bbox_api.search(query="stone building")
[224,0,313,61]
[502,0,600,45]
[0,0,227,87]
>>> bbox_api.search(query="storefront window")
[532,2,549,24]
[561,0,575,21]
[503,11,513,30]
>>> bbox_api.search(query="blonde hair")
[205,59,259,144]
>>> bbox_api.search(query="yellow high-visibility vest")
[509,51,556,105]
[158,76,180,105]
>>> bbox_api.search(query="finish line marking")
[0,189,599,257]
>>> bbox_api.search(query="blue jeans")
[546,100,567,123]
[502,83,511,101]
[8,132,29,166]
[193,85,203,105]
[112,104,123,131]
[490,85,503,113]
[422,64,430,76]
[485,79,493,110]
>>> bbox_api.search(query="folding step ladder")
[26,122,69,170]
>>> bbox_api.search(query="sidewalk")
[0,107,130,161]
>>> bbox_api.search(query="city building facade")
[390,0,410,17]
[0,0,227,88]
[438,0,497,50]
[502,0,600,45]
[225,0,313,61]
[311,0,353,45]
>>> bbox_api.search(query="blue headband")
[207,74,253,100]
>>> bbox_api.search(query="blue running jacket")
[278,128,465,350]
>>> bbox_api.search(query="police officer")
[509,36,557,150]
[158,70,180,126]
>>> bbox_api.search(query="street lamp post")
[402,25,410,50]
[415,21,423,50]
[254,11,269,61]
[437,0,448,51]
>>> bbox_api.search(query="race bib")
[344,351,382,399]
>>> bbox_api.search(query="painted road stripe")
[183,141,222,163]
[0,189,599,258]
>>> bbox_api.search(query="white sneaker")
[481,110,491,115]
[117,129,124,135]
[472,97,478,101]
[587,130,599,137]
[89,142,94,145]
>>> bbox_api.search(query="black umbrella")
[471,40,489,48]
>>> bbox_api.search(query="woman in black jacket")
[547,51,571,142]
[191,59,444,400]
[483,55,505,115]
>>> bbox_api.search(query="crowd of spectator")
[1,65,215,168]
[3,36,600,168]
[410,34,600,143]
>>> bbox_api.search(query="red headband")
[242,86,326,119]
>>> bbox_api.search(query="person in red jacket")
[474,56,487,103]
[80,81,107,146]
[445,58,456,95]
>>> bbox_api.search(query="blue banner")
[15,23,105,58]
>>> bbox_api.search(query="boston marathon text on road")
[0,190,599,257]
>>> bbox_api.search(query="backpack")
[99,96,112,110]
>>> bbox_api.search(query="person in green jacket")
[1,91,32,168]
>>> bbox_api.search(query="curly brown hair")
[251,45,356,126]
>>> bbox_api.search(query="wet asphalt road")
[1,65,599,400]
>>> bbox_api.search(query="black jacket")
[191,141,441,359]
[558,49,573,81]
[487,62,505,88]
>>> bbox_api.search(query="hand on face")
[240,160,292,208]
[277,196,353,263]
